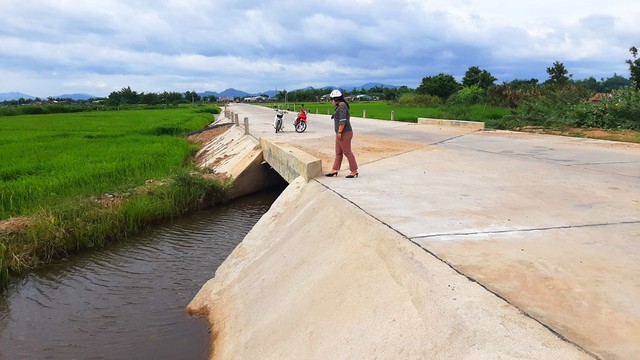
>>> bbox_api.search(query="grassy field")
[0,107,228,288]
[265,101,511,125]
[0,108,217,219]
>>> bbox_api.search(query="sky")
[1,0,638,98]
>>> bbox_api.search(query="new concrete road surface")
[224,103,640,359]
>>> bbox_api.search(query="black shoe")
[346,173,358,178]
[325,172,338,177]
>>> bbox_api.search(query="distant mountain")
[198,88,251,98]
[362,82,400,89]
[338,83,400,91]
[0,92,36,101]
[219,88,250,98]
[54,93,96,100]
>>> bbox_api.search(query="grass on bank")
[0,107,228,289]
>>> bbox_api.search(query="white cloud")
[0,0,638,97]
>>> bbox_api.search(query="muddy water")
[0,189,281,360]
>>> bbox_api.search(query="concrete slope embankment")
[187,176,592,359]
[192,123,287,198]
[189,104,640,359]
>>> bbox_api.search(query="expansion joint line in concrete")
[567,163,640,180]
[447,145,640,179]
[573,160,640,166]
[430,130,483,146]
[410,220,640,240]
[314,179,601,360]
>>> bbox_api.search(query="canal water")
[0,189,282,360]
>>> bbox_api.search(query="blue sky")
[1,0,638,98]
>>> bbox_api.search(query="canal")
[0,188,282,359]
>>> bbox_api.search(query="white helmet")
[329,89,342,99]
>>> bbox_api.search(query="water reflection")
[0,190,280,360]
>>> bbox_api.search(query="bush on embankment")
[0,107,227,289]
[490,86,640,131]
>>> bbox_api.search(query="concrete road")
[224,103,640,359]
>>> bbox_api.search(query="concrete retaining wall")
[418,117,485,130]
[259,139,322,183]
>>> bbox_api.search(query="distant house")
[344,94,377,101]
[589,93,612,102]
[355,94,373,101]
[244,95,267,102]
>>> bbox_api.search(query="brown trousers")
[332,131,358,172]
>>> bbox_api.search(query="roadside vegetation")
[264,47,640,143]
[0,107,227,289]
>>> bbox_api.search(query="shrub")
[192,106,221,114]
[569,87,640,130]
[497,84,591,129]
[488,83,540,108]
[397,93,442,106]
[447,86,487,105]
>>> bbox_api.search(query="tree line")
[104,87,217,106]
[280,47,639,108]
[0,88,218,108]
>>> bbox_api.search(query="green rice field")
[0,108,216,219]
[0,107,227,287]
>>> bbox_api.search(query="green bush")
[608,87,640,129]
[488,83,540,108]
[192,106,221,114]
[497,84,592,129]
[0,107,19,116]
[569,87,640,129]
[447,86,487,105]
[397,93,442,106]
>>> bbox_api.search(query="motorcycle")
[293,109,308,133]
[273,109,287,133]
